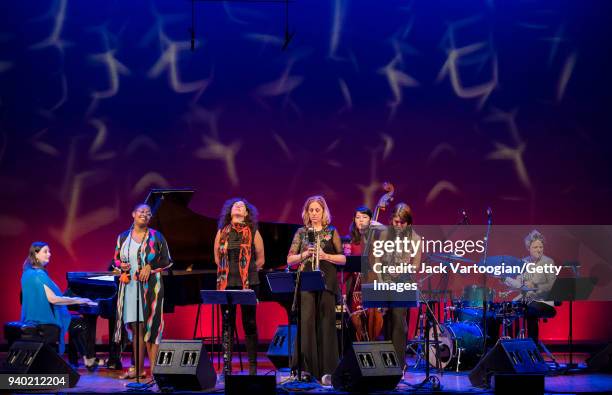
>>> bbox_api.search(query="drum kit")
[411,254,536,372]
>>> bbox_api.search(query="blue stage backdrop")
[1,0,611,342]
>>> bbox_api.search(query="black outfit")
[484,314,501,348]
[525,301,556,342]
[222,228,260,375]
[380,226,416,369]
[289,226,342,380]
[384,307,408,366]
[67,313,117,370]
[67,314,96,366]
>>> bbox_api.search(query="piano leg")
[193,303,202,339]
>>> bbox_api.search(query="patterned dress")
[121,238,145,323]
[112,228,172,344]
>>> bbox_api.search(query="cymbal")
[500,285,536,293]
[478,255,523,267]
[427,253,475,263]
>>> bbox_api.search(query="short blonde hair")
[301,195,331,227]
[524,229,545,250]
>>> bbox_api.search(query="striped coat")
[112,228,172,344]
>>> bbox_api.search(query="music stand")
[361,283,418,309]
[340,256,362,356]
[344,256,362,273]
[546,277,595,370]
[266,271,325,382]
[200,289,258,306]
[200,290,257,374]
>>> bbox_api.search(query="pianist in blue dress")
[112,204,172,379]
[21,241,94,355]
[214,198,265,376]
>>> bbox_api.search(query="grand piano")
[66,188,300,323]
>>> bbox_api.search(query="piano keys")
[66,270,218,314]
[65,271,118,318]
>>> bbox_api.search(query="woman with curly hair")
[214,198,265,376]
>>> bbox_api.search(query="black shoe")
[106,359,123,370]
[86,358,106,372]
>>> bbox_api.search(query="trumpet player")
[287,195,346,384]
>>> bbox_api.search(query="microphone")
[459,209,469,225]
[486,207,493,226]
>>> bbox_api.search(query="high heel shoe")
[118,367,147,380]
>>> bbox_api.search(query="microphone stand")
[480,209,493,356]
[127,229,148,390]
[290,261,304,381]
[126,274,147,389]
[411,290,443,391]
[288,231,316,383]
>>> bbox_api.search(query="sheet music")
[88,275,115,282]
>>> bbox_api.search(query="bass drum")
[428,321,483,370]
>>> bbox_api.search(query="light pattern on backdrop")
[0,0,608,262]
[29,0,70,53]
[88,29,131,115]
[148,31,211,102]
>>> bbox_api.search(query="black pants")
[222,285,259,374]
[33,324,61,351]
[481,314,501,348]
[222,285,259,337]
[68,313,124,367]
[383,308,408,369]
[68,314,97,365]
[293,290,339,380]
[525,301,556,343]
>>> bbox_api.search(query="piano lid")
[145,188,195,212]
[143,188,300,271]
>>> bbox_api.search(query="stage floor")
[8,352,612,394]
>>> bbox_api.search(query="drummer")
[502,230,557,343]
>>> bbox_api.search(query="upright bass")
[348,182,395,341]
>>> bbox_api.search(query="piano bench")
[4,321,55,347]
